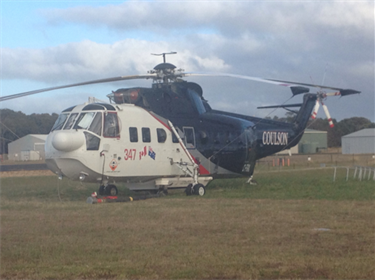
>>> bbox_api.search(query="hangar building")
[8,134,47,161]
[342,128,375,154]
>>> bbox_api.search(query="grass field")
[1,169,374,279]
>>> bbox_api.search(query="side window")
[103,113,120,138]
[157,128,167,143]
[88,113,102,136]
[129,127,138,142]
[84,132,100,151]
[183,127,195,148]
[142,127,151,143]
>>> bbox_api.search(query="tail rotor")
[310,89,336,127]
[310,89,346,128]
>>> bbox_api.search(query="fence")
[256,153,375,182]
[332,166,375,181]
[257,153,375,169]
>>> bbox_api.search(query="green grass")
[207,168,375,200]
[1,170,374,279]
[1,168,373,202]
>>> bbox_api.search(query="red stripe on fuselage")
[148,112,171,131]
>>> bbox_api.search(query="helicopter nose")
[51,130,85,152]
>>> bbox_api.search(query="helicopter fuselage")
[1,55,359,195]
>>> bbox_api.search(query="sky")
[1,0,374,122]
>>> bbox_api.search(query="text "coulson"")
[262,131,288,145]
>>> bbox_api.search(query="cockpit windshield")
[51,114,68,131]
[74,112,96,130]
[63,113,79,130]
[51,111,104,137]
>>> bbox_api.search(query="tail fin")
[293,93,317,132]
[257,93,317,133]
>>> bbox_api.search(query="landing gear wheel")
[247,175,258,185]
[185,184,193,196]
[98,185,105,196]
[193,184,205,196]
[105,185,118,196]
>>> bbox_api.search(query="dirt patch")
[0,170,55,178]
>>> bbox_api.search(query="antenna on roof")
[151,52,177,63]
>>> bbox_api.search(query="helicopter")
[0,52,360,196]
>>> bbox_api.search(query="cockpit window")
[187,89,206,115]
[51,113,68,131]
[63,113,79,130]
[82,103,116,111]
[103,113,120,138]
[74,112,96,130]
[88,113,102,136]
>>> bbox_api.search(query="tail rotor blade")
[321,102,334,128]
[323,91,340,97]
[311,100,320,119]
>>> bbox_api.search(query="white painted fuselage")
[45,102,213,191]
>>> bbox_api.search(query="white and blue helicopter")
[0,52,360,196]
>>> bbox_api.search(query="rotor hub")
[149,63,185,84]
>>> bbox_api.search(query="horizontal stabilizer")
[340,89,361,96]
[290,86,310,96]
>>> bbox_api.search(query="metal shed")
[298,129,328,154]
[8,134,47,161]
[342,128,375,154]
[277,129,328,155]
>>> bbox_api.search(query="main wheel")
[193,184,205,196]
[98,185,105,196]
[105,184,118,196]
[185,184,193,196]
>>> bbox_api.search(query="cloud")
[1,1,373,121]
[41,1,374,38]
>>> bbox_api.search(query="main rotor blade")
[0,74,157,102]
[184,73,360,96]
[257,103,303,109]
[184,73,299,87]
[267,78,361,95]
